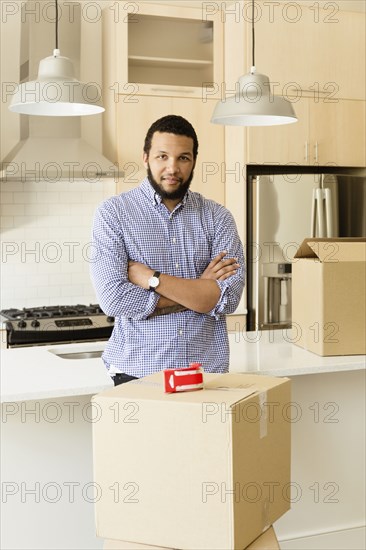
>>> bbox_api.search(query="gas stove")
[1,304,114,348]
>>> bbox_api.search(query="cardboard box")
[292,238,366,356]
[103,525,280,550]
[93,373,291,550]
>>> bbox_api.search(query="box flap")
[93,372,260,408]
[294,238,366,262]
[246,527,280,550]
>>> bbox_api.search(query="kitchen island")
[1,334,365,550]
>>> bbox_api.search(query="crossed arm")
[127,251,240,314]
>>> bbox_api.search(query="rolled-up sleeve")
[90,199,159,319]
[207,207,245,319]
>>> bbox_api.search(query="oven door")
[4,319,113,348]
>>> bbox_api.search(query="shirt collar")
[140,177,190,209]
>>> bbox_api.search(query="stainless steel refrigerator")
[246,171,366,331]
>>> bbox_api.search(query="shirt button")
[175,263,179,269]
[178,329,183,336]
[172,237,176,244]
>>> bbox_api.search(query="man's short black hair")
[143,115,199,159]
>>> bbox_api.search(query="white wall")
[0,180,115,309]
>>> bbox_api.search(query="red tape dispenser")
[164,363,204,393]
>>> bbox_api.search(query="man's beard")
[147,164,194,201]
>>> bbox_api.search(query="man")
[91,115,245,385]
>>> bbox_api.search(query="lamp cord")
[55,0,59,50]
[251,0,255,67]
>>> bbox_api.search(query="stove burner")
[1,304,104,321]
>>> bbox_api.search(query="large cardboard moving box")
[103,525,280,550]
[93,373,291,550]
[292,238,366,356]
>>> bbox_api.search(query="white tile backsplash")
[0,179,116,309]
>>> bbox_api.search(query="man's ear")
[143,152,148,168]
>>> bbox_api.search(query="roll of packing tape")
[164,363,204,393]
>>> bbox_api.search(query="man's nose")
[167,158,180,173]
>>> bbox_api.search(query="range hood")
[1,1,123,183]
[1,136,123,182]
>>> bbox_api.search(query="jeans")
[112,372,139,386]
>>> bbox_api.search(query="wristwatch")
[148,271,161,291]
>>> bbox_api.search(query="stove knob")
[18,320,27,329]
[31,320,40,328]
[107,316,114,323]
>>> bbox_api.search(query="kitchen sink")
[49,350,104,360]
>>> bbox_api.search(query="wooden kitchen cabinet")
[250,1,365,101]
[104,0,223,95]
[247,97,366,167]
[245,1,366,168]
[247,97,309,165]
[309,99,366,167]
[116,94,225,205]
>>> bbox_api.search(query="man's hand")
[200,251,240,281]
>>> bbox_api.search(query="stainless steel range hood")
[1,135,122,182]
[1,1,123,183]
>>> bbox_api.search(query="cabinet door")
[252,2,365,101]
[116,95,225,205]
[110,1,223,96]
[309,99,366,167]
[246,98,309,165]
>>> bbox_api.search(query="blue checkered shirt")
[90,178,245,376]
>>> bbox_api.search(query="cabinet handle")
[304,141,309,162]
[151,88,195,94]
[314,141,319,163]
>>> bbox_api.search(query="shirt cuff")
[139,290,161,320]
[207,280,228,319]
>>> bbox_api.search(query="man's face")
[143,132,195,205]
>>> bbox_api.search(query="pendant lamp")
[9,0,104,116]
[211,0,297,126]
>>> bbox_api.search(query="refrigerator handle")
[311,188,317,237]
[263,276,269,325]
[324,187,334,237]
[279,279,288,323]
[316,188,326,237]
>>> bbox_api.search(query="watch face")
[149,276,159,289]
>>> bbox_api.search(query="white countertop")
[228,330,366,377]
[1,331,365,403]
[0,341,113,403]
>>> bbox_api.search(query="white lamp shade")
[9,51,105,116]
[211,71,297,126]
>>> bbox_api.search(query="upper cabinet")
[243,1,366,167]
[247,97,366,167]
[104,1,223,97]
[250,2,365,101]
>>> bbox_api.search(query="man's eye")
[180,156,190,161]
